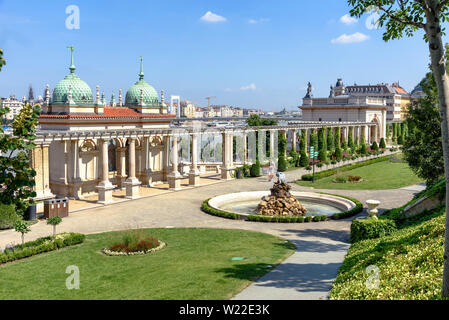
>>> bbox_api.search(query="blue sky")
[0,0,438,111]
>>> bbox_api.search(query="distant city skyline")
[0,0,440,111]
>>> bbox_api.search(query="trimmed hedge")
[0,232,85,264]
[318,193,364,220]
[301,154,393,181]
[350,218,397,243]
[247,214,327,223]
[201,199,241,220]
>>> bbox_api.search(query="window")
[339,118,342,122]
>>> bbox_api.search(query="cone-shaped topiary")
[379,137,386,149]
[299,150,309,167]
[335,146,343,161]
[278,155,288,172]
[371,141,379,151]
[250,160,261,177]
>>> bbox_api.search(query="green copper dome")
[125,57,159,107]
[52,46,94,106]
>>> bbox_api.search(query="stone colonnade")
[32,122,379,207]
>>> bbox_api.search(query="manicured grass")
[330,206,446,300]
[0,228,295,300]
[296,159,422,190]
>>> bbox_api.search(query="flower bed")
[102,230,166,256]
[103,241,166,256]
[0,232,85,264]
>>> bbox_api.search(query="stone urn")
[366,200,380,219]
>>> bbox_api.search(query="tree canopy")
[0,48,5,71]
[403,67,445,185]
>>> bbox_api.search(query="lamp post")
[309,146,318,183]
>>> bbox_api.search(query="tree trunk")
[53,225,56,236]
[21,234,24,249]
[425,0,449,297]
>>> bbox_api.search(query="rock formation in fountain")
[257,181,307,216]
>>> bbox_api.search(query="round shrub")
[250,160,261,177]
[278,155,288,172]
[0,204,19,230]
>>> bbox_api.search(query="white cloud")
[240,83,257,91]
[331,32,369,44]
[200,11,227,23]
[340,14,358,25]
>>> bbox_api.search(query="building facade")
[300,81,387,142]
[1,95,24,121]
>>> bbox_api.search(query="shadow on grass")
[283,227,351,243]
[216,262,344,293]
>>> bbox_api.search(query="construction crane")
[206,96,216,108]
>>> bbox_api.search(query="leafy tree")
[309,129,318,152]
[392,123,398,142]
[334,127,341,149]
[299,130,309,167]
[403,70,444,186]
[318,128,327,161]
[278,133,288,172]
[348,0,449,294]
[47,216,62,236]
[0,48,5,71]
[327,127,334,151]
[348,127,354,149]
[0,53,41,217]
[14,220,30,249]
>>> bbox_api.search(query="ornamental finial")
[139,56,144,80]
[67,46,75,74]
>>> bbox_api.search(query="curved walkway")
[0,169,420,300]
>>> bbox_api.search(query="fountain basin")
[208,191,356,218]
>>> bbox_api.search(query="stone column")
[168,135,183,190]
[280,130,287,157]
[162,136,170,181]
[124,138,141,199]
[381,110,387,139]
[30,142,55,213]
[116,147,127,189]
[291,129,297,152]
[364,125,369,144]
[189,133,200,186]
[269,130,276,162]
[96,139,114,204]
[68,140,82,199]
[242,131,248,164]
[141,137,152,186]
[221,131,233,180]
[345,126,349,144]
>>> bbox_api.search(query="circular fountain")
[208,188,356,219]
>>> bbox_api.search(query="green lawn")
[296,159,423,190]
[0,228,295,300]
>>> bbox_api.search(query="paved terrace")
[0,156,417,300]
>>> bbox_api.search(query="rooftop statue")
[304,82,313,99]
